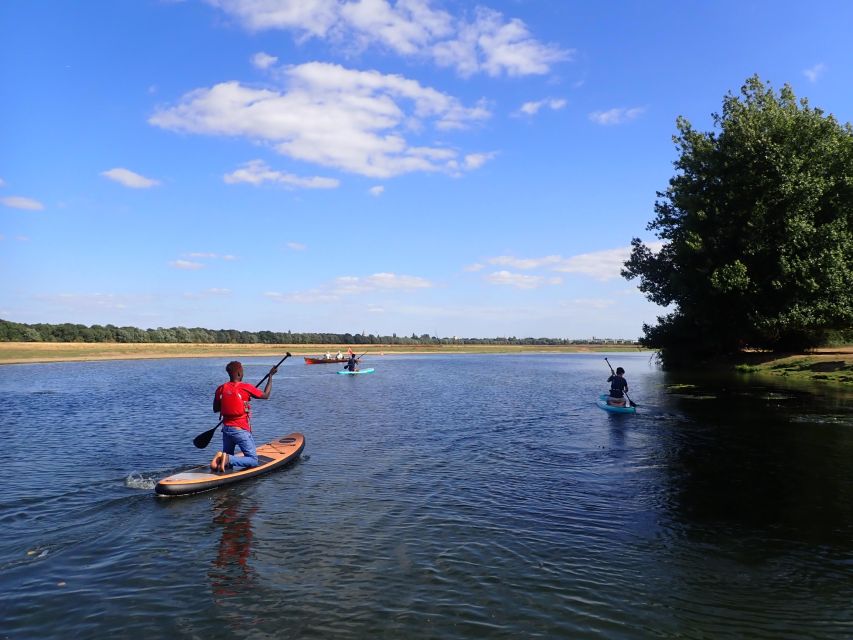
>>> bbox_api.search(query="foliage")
[623,76,853,365]
[0,318,637,347]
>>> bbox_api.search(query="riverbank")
[732,346,853,385]
[0,342,646,365]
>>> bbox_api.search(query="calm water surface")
[1,353,851,639]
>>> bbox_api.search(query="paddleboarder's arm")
[213,384,223,413]
[256,366,278,399]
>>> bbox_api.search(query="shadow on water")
[657,373,853,549]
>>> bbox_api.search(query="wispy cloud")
[1,196,44,211]
[516,98,566,116]
[552,246,654,280]
[462,152,497,170]
[251,51,278,69]
[170,260,205,270]
[481,243,664,281]
[488,255,562,270]
[286,241,307,251]
[484,270,560,289]
[588,107,645,126]
[208,1,571,78]
[369,185,385,196]
[101,167,160,188]
[265,271,434,303]
[186,252,236,260]
[0,177,5,187]
[803,62,826,83]
[224,160,339,189]
[464,263,484,272]
[151,62,491,178]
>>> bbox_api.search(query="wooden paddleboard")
[155,432,305,497]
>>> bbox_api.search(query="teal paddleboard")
[337,368,375,375]
[596,393,636,414]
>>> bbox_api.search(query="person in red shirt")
[210,361,278,472]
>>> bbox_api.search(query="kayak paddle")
[193,352,291,449]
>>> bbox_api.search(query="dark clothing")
[608,374,628,398]
[345,356,358,372]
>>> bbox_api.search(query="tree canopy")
[623,76,853,366]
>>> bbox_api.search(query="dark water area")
[1,353,851,639]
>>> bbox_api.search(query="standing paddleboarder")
[210,361,278,472]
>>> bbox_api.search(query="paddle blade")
[193,426,217,449]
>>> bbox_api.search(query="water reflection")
[658,377,853,548]
[209,493,258,599]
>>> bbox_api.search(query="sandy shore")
[0,342,645,365]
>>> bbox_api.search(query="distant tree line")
[0,319,637,346]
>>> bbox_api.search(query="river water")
[1,353,851,639]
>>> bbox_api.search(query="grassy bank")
[0,342,646,365]
[732,346,853,385]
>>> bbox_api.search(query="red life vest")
[219,382,248,420]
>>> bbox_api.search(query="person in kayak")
[210,360,278,472]
[606,366,629,406]
[344,352,359,372]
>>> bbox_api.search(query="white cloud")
[2,196,44,211]
[485,270,551,289]
[464,8,570,77]
[266,271,434,303]
[101,167,160,188]
[803,63,826,83]
[463,152,496,170]
[588,107,645,126]
[369,185,385,196]
[553,244,663,281]
[252,52,278,69]
[170,260,205,270]
[463,263,484,272]
[208,0,340,36]
[481,243,664,281]
[488,255,562,270]
[208,1,569,78]
[286,241,307,250]
[151,62,491,178]
[224,160,340,189]
[517,98,566,116]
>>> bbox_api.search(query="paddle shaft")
[193,352,291,448]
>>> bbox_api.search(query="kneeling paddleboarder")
[211,361,278,472]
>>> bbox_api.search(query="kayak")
[155,432,305,497]
[304,356,346,364]
[337,368,375,375]
[596,394,636,414]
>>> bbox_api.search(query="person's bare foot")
[210,452,222,471]
[218,453,229,472]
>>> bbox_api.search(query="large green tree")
[623,76,853,365]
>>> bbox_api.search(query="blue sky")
[2,1,852,339]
